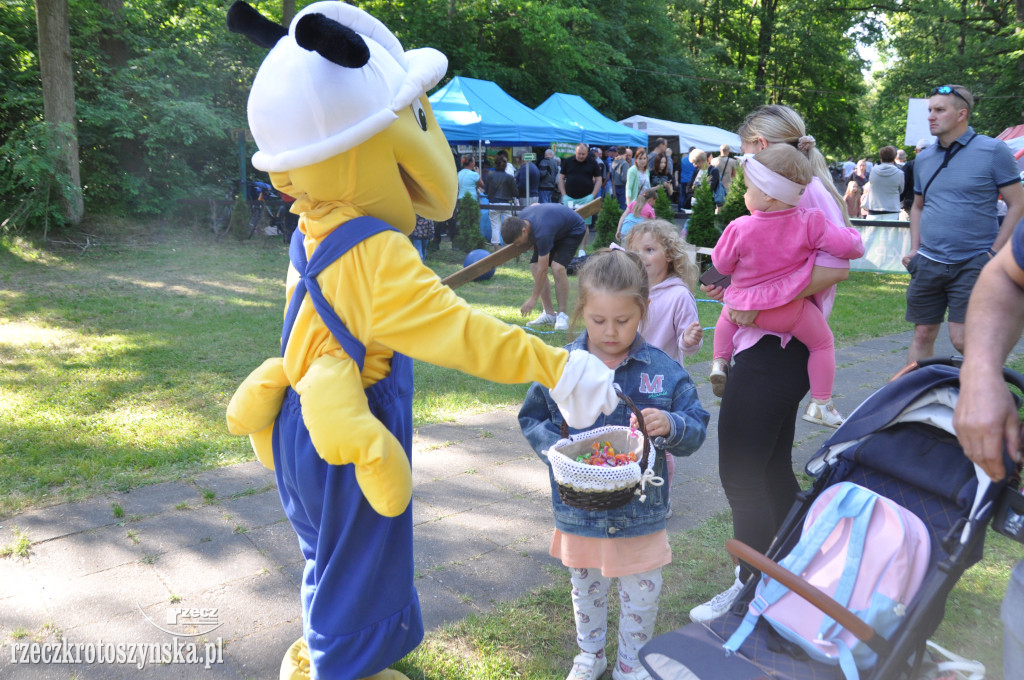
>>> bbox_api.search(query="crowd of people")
[505,85,1024,680]
[411,87,1024,680]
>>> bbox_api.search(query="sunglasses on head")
[929,85,971,108]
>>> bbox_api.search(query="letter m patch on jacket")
[639,373,664,394]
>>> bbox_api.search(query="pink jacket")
[640,276,702,365]
[713,206,864,311]
[725,177,859,355]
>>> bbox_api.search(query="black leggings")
[718,335,809,583]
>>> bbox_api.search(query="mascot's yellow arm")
[227,229,568,516]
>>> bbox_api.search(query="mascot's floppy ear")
[227,1,287,48]
[295,13,370,68]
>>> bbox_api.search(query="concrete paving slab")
[412,516,498,572]
[0,553,40,601]
[243,521,300,569]
[216,491,286,532]
[411,473,512,519]
[432,546,562,612]
[447,496,552,548]
[472,456,551,496]
[130,505,239,556]
[191,463,271,502]
[109,481,201,519]
[223,623,301,680]
[149,535,275,601]
[410,445,482,485]
[28,524,148,580]
[9,496,122,544]
[0,590,50,641]
[412,422,480,449]
[38,562,171,630]
[168,570,299,642]
[414,573,481,630]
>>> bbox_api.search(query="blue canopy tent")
[534,93,647,148]
[428,76,579,145]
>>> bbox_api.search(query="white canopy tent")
[618,114,742,153]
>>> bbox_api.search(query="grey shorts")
[904,252,989,325]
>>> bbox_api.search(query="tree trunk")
[35,0,83,225]
[754,0,778,94]
[282,0,296,26]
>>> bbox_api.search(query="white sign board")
[904,99,936,148]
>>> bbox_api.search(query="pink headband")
[741,156,806,206]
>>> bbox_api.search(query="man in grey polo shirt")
[901,84,1024,364]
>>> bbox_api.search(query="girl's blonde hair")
[572,248,649,328]
[844,180,861,197]
[737,105,853,227]
[753,144,812,187]
[625,220,698,290]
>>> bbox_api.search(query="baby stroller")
[639,357,1024,680]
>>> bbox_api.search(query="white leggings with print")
[570,566,663,676]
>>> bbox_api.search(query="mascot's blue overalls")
[225,3,619,679]
[275,219,419,679]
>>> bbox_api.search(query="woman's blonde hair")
[625,219,699,291]
[634,148,649,169]
[688,149,707,166]
[737,105,852,227]
[572,248,649,327]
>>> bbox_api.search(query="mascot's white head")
[228,1,457,229]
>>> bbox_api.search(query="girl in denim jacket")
[518,249,709,680]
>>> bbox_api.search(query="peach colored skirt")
[550,529,671,578]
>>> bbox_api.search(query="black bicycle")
[244,181,286,239]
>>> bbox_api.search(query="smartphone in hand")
[699,264,731,289]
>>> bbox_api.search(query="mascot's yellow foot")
[360,671,411,680]
[280,638,310,680]
[279,639,409,680]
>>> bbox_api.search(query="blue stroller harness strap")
[281,218,400,365]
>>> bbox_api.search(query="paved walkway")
[0,329,1010,678]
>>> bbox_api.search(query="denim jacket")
[518,332,709,538]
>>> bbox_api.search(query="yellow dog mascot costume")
[225,3,617,678]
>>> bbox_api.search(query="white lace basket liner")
[546,390,662,510]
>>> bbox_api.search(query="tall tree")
[868,0,1024,150]
[34,0,83,224]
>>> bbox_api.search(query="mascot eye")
[411,100,428,131]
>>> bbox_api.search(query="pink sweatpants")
[713,298,835,401]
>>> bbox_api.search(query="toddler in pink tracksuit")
[710,144,864,428]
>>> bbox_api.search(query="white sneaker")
[802,399,844,429]
[689,566,744,623]
[554,312,570,331]
[709,359,729,398]
[527,311,557,327]
[612,660,652,680]
[567,652,607,680]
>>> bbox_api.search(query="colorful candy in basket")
[575,441,639,468]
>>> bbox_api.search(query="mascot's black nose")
[226,1,287,49]
[295,13,370,68]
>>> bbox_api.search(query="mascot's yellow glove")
[226,357,289,469]
[296,354,412,517]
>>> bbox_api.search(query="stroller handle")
[725,539,880,648]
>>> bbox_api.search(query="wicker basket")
[547,390,657,511]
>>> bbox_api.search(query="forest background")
[2,0,1023,231]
